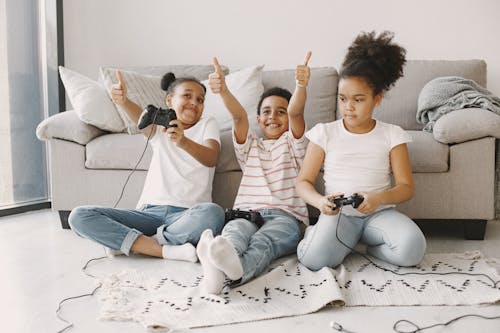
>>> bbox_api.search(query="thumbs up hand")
[295,51,312,88]
[208,57,227,94]
[111,70,128,105]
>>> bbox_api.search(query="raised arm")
[208,57,249,144]
[288,52,311,139]
[111,70,156,138]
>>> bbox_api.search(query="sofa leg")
[58,210,71,229]
[463,219,487,240]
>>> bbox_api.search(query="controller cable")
[113,113,158,208]
[329,206,500,333]
[55,112,159,332]
[55,254,107,333]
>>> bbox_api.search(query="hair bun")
[161,72,176,91]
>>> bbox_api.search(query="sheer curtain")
[0,0,59,211]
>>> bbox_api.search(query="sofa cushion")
[262,67,338,130]
[36,110,106,145]
[215,130,240,172]
[85,129,450,174]
[58,66,126,132]
[85,133,152,170]
[341,60,487,131]
[406,131,449,173]
[432,108,500,144]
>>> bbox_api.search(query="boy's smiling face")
[256,95,289,139]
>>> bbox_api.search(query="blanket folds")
[417,76,500,131]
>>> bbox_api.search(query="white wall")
[64,0,500,95]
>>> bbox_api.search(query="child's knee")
[393,231,427,266]
[196,203,225,233]
[298,244,344,271]
[68,206,93,234]
[297,227,345,271]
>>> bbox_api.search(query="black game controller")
[137,104,177,130]
[224,208,265,228]
[331,193,364,210]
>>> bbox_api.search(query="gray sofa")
[37,60,499,239]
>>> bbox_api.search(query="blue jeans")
[222,209,301,284]
[297,208,426,270]
[68,203,225,255]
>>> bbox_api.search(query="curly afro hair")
[340,31,406,95]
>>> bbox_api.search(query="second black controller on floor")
[224,208,265,228]
[137,104,177,130]
[331,193,364,210]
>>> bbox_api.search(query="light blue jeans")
[68,203,225,255]
[222,209,301,284]
[297,208,426,270]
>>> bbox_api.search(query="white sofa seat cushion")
[407,131,449,173]
[84,129,450,173]
[85,133,152,170]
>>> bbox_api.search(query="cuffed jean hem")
[156,225,169,245]
[121,228,143,255]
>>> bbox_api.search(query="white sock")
[162,243,198,262]
[208,236,244,281]
[196,229,226,294]
[104,246,124,257]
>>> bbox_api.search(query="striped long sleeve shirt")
[233,130,309,225]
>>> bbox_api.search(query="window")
[0,0,60,213]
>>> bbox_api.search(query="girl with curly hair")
[296,31,426,270]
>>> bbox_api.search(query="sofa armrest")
[432,108,500,144]
[36,110,107,145]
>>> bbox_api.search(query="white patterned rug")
[98,251,500,331]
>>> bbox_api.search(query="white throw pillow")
[202,65,264,131]
[100,67,167,134]
[58,66,125,132]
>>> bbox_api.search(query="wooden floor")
[1,209,499,333]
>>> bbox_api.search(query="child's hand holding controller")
[355,191,381,215]
[317,193,344,215]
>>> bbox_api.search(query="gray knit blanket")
[416,76,500,131]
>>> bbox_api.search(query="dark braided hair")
[257,87,292,115]
[160,72,207,95]
[340,31,406,95]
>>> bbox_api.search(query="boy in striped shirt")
[197,53,311,294]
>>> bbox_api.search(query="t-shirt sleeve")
[286,131,308,166]
[389,124,412,149]
[233,128,255,169]
[305,123,327,151]
[202,116,221,144]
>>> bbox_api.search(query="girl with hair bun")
[68,71,225,262]
[296,31,426,270]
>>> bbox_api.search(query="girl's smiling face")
[166,81,205,128]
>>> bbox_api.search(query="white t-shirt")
[233,130,309,225]
[137,116,220,209]
[306,119,412,216]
